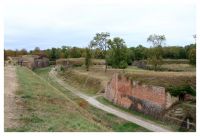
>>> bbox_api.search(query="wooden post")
[187,118,190,129]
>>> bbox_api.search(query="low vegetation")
[9,67,108,131]
[167,85,196,97]
[58,69,104,95]
[123,71,196,90]
[34,67,149,132]
[96,96,179,131]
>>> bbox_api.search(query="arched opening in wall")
[179,92,186,101]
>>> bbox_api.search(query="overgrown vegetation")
[167,85,196,97]
[85,48,92,71]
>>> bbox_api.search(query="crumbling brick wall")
[104,73,178,118]
[21,55,49,69]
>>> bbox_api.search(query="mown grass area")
[8,66,109,132]
[34,67,149,132]
[96,96,179,131]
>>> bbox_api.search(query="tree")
[129,45,148,61]
[85,47,92,71]
[50,48,60,60]
[19,48,28,56]
[188,48,196,65]
[107,37,128,69]
[60,46,69,58]
[90,32,110,72]
[147,34,166,71]
[69,47,82,58]
[32,47,41,55]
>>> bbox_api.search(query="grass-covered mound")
[122,71,196,96]
[58,69,104,95]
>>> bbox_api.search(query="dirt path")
[4,66,20,130]
[49,68,172,132]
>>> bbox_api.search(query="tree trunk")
[105,62,107,72]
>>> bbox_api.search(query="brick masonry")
[104,73,178,118]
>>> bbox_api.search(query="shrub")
[60,66,65,72]
[118,61,128,69]
[167,85,196,97]
[189,48,196,65]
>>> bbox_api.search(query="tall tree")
[85,47,92,71]
[188,48,196,65]
[107,37,128,69]
[90,32,110,72]
[147,34,166,71]
[32,47,41,55]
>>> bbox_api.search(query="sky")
[4,0,196,50]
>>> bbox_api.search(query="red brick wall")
[105,73,166,108]
[132,84,166,107]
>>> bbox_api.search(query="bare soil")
[4,66,22,130]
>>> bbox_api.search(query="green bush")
[60,66,65,72]
[118,61,128,69]
[167,85,196,97]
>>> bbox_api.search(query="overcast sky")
[4,0,196,50]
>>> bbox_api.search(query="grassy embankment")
[31,66,149,132]
[7,66,109,131]
[53,63,195,131]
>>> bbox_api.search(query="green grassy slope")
[34,67,149,132]
[7,66,108,132]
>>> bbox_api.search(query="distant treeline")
[4,44,195,61]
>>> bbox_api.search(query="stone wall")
[104,73,178,118]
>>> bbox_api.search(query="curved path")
[49,68,171,132]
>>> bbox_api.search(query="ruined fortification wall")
[104,73,178,118]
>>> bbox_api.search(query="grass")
[34,67,149,132]
[162,59,189,64]
[58,69,103,95]
[96,96,180,131]
[8,66,109,132]
[57,58,105,66]
[122,69,196,89]
[160,64,196,72]
[61,64,196,91]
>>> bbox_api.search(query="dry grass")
[160,64,195,72]
[57,58,105,66]
[123,71,196,89]
[65,65,196,90]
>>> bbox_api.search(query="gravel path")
[49,68,172,132]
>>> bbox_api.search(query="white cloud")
[4,0,196,49]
